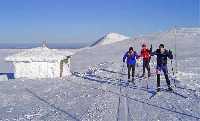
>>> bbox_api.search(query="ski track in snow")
[72,62,199,121]
[1,60,200,120]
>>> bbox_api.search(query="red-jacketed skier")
[139,43,152,78]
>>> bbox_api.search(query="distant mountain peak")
[91,32,129,47]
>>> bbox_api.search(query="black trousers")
[143,60,150,75]
[156,64,171,88]
[127,64,135,79]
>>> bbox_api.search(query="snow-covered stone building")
[5,46,73,79]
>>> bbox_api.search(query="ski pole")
[120,63,125,82]
[122,63,125,75]
[145,77,149,89]
[171,60,176,87]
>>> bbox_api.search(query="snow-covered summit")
[91,32,129,47]
[5,46,74,62]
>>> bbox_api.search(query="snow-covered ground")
[0,27,200,121]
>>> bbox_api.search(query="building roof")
[5,47,74,62]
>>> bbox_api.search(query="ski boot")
[148,73,151,78]
[157,87,161,92]
[140,73,145,78]
[132,78,135,85]
[167,86,173,92]
[124,78,130,86]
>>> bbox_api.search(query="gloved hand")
[169,49,172,54]
[150,44,153,52]
[168,49,173,60]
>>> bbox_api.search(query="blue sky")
[0,0,199,44]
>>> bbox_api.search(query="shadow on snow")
[25,88,81,121]
[72,71,200,120]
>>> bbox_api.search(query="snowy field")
[0,28,200,121]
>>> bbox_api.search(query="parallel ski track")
[116,83,122,121]
[66,76,200,120]
[116,64,130,121]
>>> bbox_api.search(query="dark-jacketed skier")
[139,43,152,78]
[123,47,139,83]
[151,44,173,92]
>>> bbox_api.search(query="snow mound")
[5,47,74,62]
[91,32,129,47]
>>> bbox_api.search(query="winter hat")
[142,43,146,47]
[159,44,164,48]
[129,47,133,51]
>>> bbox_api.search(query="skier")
[151,44,173,92]
[139,43,152,78]
[123,47,139,83]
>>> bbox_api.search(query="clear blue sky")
[0,0,199,44]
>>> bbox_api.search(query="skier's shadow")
[100,68,127,76]
[73,72,187,98]
[126,94,200,120]
[73,72,156,95]
[0,73,15,79]
[72,72,200,120]
[72,72,136,89]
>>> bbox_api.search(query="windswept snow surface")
[90,32,129,47]
[0,28,200,121]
